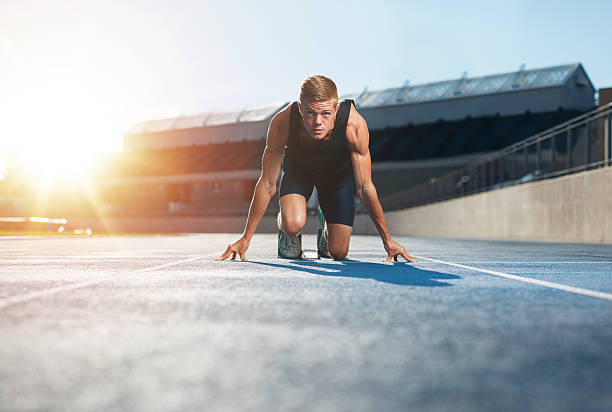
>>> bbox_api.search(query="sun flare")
[4,70,124,187]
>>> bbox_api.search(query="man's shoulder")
[270,102,295,131]
[266,102,293,148]
[345,102,367,140]
[344,102,369,153]
[272,102,294,125]
[346,101,367,130]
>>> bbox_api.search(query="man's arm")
[346,105,416,262]
[216,105,289,261]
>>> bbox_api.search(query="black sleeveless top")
[282,99,354,189]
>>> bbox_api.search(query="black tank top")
[282,99,354,189]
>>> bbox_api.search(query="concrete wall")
[68,215,321,235]
[381,166,612,243]
[69,213,372,239]
[69,167,611,244]
[67,215,257,234]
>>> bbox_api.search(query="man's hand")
[383,238,417,262]
[216,236,250,261]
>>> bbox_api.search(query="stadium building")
[97,63,595,218]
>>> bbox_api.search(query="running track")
[1,234,611,411]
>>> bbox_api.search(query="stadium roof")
[127,102,287,135]
[344,63,588,108]
[127,63,589,135]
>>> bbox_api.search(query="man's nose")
[313,115,322,125]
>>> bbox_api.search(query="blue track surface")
[1,234,611,411]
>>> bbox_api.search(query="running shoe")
[277,213,302,259]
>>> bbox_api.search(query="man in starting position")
[217,75,416,262]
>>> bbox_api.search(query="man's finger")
[231,251,237,260]
[402,252,417,262]
[239,252,247,261]
[215,247,231,261]
[384,255,392,262]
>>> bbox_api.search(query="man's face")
[298,99,339,140]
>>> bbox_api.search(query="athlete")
[217,75,416,262]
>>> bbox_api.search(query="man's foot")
[317,207,332,258]
[277,213,302,259]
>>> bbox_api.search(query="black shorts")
[279,170,355,227]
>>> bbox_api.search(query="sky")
[1,0,611,168]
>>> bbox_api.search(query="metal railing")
[382,103,612,211]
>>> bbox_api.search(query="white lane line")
[1,256,196,263]
[416,256,612,302]
[433,262,612,264]
[0,253,218,310]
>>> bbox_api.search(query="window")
[211,181,222,192]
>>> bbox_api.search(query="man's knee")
[281,215,306,237]
[328,244,348,260]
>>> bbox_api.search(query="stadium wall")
[124,121,269,150]
[67,215,318,235]
[69,166,611,244]
[125,81,594,151]
[358,166,612,244]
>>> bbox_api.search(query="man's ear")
[297,102,302,117]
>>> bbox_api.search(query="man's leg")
[317,176,355,261]
[278,170,314,258]
[279,193,308,237]
[325,223,352,260]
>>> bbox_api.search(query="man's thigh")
[317,176,355,259]
[317,175,355,227]
[279,194,308,228]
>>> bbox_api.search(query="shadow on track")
[249,259,460,287]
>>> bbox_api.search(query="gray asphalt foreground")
[1,234,612,412]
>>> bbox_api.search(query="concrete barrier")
[68,166,611,244]
[382,166,612,243]
[68,214,321,235]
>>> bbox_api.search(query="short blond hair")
[299,75,338,106]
